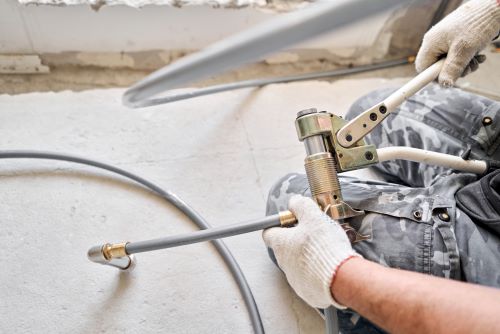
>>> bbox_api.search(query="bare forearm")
[331,257,500,334]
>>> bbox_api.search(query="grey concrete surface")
[0,76,466,334]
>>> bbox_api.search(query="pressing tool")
[88,58,490,269]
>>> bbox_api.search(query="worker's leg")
[346,83,500,187]
[265,86,500,333]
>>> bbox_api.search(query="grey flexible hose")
[123,0,411,108]
[325,307,340,334]
[127,215,281,254]
[133,58,410,108]
[0,150,265,334]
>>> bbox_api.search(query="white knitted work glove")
[415,0,500,86]
[263,195,360,309]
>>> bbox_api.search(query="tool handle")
[336,59,444,148]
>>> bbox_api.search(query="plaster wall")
[1,0,390,54]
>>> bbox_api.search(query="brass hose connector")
[88,242,136,271]
[279,210,297,227]
[102,242,128,260]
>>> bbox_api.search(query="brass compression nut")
[304,153,341,198]
[102,242,129,260]
[279,210,297,227]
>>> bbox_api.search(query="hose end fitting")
[87,242,136,271]
[279,210,297,227]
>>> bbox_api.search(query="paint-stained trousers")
[266,83,500,334]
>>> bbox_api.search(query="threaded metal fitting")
[304,153,342,202]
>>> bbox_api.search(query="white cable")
[377,147,488,174]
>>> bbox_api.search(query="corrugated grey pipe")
[122,0,412,108]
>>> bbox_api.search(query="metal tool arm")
[336,59,445,148]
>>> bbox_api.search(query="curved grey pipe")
[129,58,409,107]
[325,307,340,334]
[0,150,265,334]
[123,0,411,108]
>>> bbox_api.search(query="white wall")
[1,0,391,54]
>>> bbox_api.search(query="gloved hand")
[263,195,360,309]
[415,0,500,86]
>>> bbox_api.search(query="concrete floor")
[0,52,498,333]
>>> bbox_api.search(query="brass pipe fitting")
[279,210,297,227]
[102,242,128,260]
[87,242,136,271]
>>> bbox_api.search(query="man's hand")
[262,195,360,309]
[415,0,500,86]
